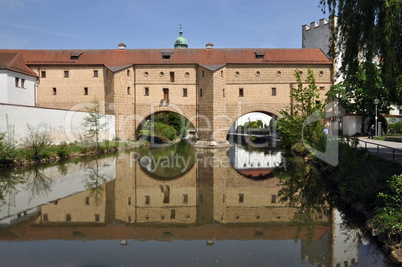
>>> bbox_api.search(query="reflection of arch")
[139,160,196,181]
[136,141,196,181]
[225,104,281,136]
[135,106,197,137]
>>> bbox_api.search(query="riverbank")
[308,138,402,264]
[0,140,150,168]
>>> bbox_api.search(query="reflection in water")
[0,141,391,266]
[25,167,55,204]
[84,160,109,206]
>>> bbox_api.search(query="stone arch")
[135,105,197,137]
[224,104,282,137]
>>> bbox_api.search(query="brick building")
[0,30,333,146]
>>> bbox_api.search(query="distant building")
[0,52,37,106]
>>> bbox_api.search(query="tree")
[328,62,389,133]
[319,0,402,104]
[82,98,107,151]
[277,68,325,148]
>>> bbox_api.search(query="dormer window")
[254,51,265,59]
[70,51,83,60]
[161,51,173,59]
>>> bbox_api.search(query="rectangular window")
[320,86,325,90]
[162,55,171,59]
[183,88,187,97]
[64,71,69,78]
[15,77,19,87]
[271,195,276,203]
[84,87,88,95]
[223,88,225,97]
[183,194,188,204]
[200,88,202,97]
[170,209,175,219]
[66,214,71,221]
[170,209,176,219]
[221,70,224,77]
[85,197,89,205]
[239,88,244,97]
[202,70,205,77]
[95,214,100,222]
[239,194,244,203]
[128,197,131,205]
[41,71,46,78]
[93,70,98,77]
[127,87,130,95]
[145,195,150,205]
[170,72,175,82]
[43,214,48,221]
[144,87,149,96]
[127,69,130,76]
[53,88,57,95]
[163,88,169,100]
[21,79,25,88]
[271,88,276,96]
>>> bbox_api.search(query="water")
[0,141,396,266]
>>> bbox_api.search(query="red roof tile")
[0,48,332,68]
[0,52,37,77]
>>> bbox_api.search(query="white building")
[0,52,37,106]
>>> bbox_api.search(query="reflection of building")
[301,210,359,266]
[0,149,358,266]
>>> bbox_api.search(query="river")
[0,140,397,266]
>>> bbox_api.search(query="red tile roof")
[0,48,332,69]
[0,52,37,77]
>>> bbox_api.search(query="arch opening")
[226,111,279,148]
[136,111,195,145]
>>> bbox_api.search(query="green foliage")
[0,132,18,166]
[277,68,325,149]
[139,121,178,141]
[328,139,402,209]
[374,174,402,239]
[320,0,402,104]
[82,98,107,151]
[388,121,402,134]
[328,63,388,132]
[24,124,53,160]
[57,142,71,159]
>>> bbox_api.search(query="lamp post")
[374,99,379,136]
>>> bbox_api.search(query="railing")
[357,139,402,162]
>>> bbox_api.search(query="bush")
[374,174,402,239]
[388,121,402,134]
[24,124,53,160]
[0,132,18,166]
[57,142,70,159]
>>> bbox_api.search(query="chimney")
[118,43,126,50]
[206,43,214,49]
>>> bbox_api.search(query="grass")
[0,140,148,167]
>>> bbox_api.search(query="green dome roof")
[174,29,188,49]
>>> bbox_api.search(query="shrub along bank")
[311,138,402,259]
[0,139,148,168]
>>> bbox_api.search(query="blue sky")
[0,0,329,50]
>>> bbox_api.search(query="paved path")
[357,137,402,165]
